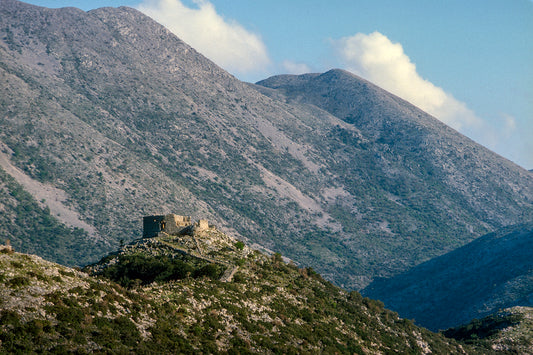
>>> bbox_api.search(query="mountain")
[363,222,533,331]
[256,71,532,230]
[1,0,533,290]
[0,231,473,354]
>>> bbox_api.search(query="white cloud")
[282,60,312,75]
[501,113,517,138]
[333,32,483,131]
[137,0,271,76]
[332,32,533,168]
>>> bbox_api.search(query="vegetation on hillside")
[0,228,478,354]
[443,307,533,354]
[0,167,103,265]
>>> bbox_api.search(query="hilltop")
[0,227,474,354]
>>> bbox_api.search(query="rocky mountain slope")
[0,166,101,265]
[363,222,533,331]
[0,230,474,354]
[257,71,532,230]
[1,0,532,289]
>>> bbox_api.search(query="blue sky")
[23,0,533,169]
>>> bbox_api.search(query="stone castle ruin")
[143,214,209,238]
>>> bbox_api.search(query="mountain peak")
[256,68,367,89]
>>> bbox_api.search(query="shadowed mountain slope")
[1,0,532,289]
[363,222,533,331]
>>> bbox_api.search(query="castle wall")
[143,215,165,238]
[196,219,209,231]
[163,214,192,235]
[143,214,199,237]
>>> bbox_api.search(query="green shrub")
[235,241,245,250]
[10,261,23,268]
[98,253,226,287]
[236,258,246,266]
[7,276,30,288]
[232,272,245,283]
[194,263,225,279]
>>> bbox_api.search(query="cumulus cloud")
[137,0,271,76]
[282,60,312,75]
[333,32,483,131]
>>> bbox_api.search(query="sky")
[23,0,533,169]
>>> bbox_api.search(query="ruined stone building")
[143,214,191,238]
[196,219,209,231]
[143,214,209,238]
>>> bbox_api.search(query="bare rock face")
[1,0,532,289]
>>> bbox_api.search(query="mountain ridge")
[257,70,532,221]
